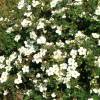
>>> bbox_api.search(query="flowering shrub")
[0,0,100,100]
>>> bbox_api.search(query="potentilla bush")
[0,0,100,100]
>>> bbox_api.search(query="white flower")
[33,53,42,64]
[56,26,62,35]
[52,64,59,75]
[39,85,47,92]
[24,41,29,47]
[74,0,82,5]
[5,66,12,72]
[39,49,47,57]
[75,31,85,38]
[66,83,71,89]
[3,90,8,96]
[30,31,37,40]
[36,73,41,78]
[17,0,25,9]
[98,88,100,95]
[68,58,75,66]
[14,34,21,42]
[18,46,35,56]
[53,49,63,60]
[21,19,32,27]
[37,36,46,44]
[60,63,67,70]
[37,21,45,29]
[32,0,40,7]
[0,72,8,83]
[46,67,54,76]
[26,90,32,96]
[33,79,38,84]
[92,33,100,39]
[14,24,19,27]
[88,98,93,100]
[18,46,26,54]
[14,78,22,84]
[25,90,31,96]
[27,5,31,11]
[92,88,98,93]
[78,47,87,56]
[63,75,71,84]
[0,56,5,63]
[50,0,61,8]
[24,12,32,17]
[65,40,71,44]
[62,14,66,18]
[6,59,11,66]
[95,6,100,15]
[95,56,100,67]
[0,64,5,69]
[46,64,60,76]
[17,55,22,63]
[9,52,17,62]
[98,39,100,46]
[70,49,77,58]
[67,64,78,72]
[4,18,9,21]
[43,79,48,83]
[6,27,14,33]
[51,92,56,98]
[14,73,22,84]
[0,17,3,21]
[56,41,64,47]
[71,70,80,78]
[46,42,53,46]
[42,92,47,98]
[75,0,82,1]
[67,64,77,72]
[22,65,29,73]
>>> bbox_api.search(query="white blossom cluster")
[0,0,100,99]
